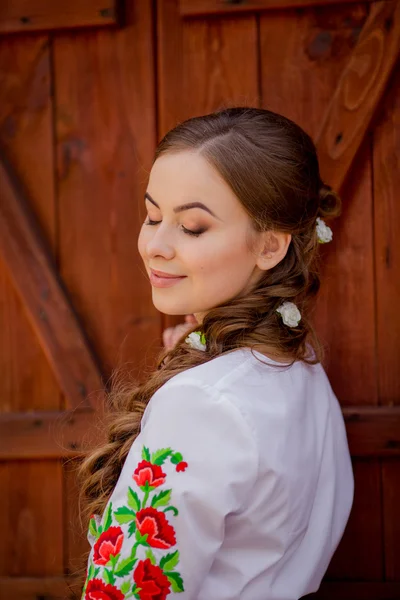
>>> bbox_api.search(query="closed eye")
[144,218,206,237]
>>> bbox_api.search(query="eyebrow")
[144,192,220,219]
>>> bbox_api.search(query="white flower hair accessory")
[276,301,301,328]
[316,217,333,244]
[185,331,206,351]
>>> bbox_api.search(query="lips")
[150,269,185,279]
[149,269,186,288]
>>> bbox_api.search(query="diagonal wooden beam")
[316,0,400,191]
[179,0,378,18]
[0,150,105,410]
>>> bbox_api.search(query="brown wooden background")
[0,1,399,599]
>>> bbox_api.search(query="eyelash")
[144,218,205,237]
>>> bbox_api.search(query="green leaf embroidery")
[128,520,137,538]
[89,517,97,537]
[163,506,179,517]
[114,506,136,524]
[165,571,184,592]
[160,550,179,571]
[103,568,116,585]
[171,452,183,465]
[121,581,131,594]
[135,530,149,545]
[127,487,141,512]
[94,567,100,577]
[103,502,113,531]
[87,563,95,580]
[151,489,171,508]
[115,556,138,576]
[151,447,172,465]
[142,446,151,461]
[97,524,103,535]
[146,548,157,564]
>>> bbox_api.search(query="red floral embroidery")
[134,559,171,600]
[92,526,124,565]
[136,507,176,549]
[85,578,124,600]
[133,461,166,488]
[176,461,188,472]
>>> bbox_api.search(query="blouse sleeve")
[82,379,258,600]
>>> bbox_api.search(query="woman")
[79,107,354,600]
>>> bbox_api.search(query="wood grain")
[179,0,378,18]
[0,0,119,34]
[316,0,400,191]
[259,4,377,405]
[0,461,63,575]
[0,35,59,413]
[54,0,159,382]
[0,151,105,411]
[382,459,400,579]
[373,60,400,406]
[325,459,383,580]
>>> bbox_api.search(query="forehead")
[148,151,244,216]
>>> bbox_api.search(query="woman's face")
[138,151,266,322]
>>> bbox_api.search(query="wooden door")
[0,0,399,598]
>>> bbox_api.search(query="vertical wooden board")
[259,4,368,139]
[64,459,88,591]
[313,141,377,405]
[0,461,63,575]
[382,460,400,579]
[158,0,259,136]
[259,5,377,406]
[54,0,160,380]
[326,459,383,580]
[158,0,259,331]
[0,35,60,411]
[373,62,400,406]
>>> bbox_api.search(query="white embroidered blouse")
[82,348,354,600]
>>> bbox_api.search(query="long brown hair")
[78,106,340,523]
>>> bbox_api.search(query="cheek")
[137,225,149,261]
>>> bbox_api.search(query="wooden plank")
[0,461,63,575]
[180,0,378,18]
[64,459,90,579]
[314,142,378,405]
[54,0,159,379]
[259,3,376,406]
[382,460,400,579]
[325,459,383,580]
[373,60,400,406]
[0,405,398,460]
[0,35,61,413]
[0,152,105,411]
[2,576,400,600]
[305,580,400,599]
[316,0,400,192]
[0,410,104,460]
[0,0,119,34]
[0,576,81,599]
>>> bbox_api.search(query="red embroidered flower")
[92,526,124,565]
[176,461,188,472]
[85,578,124,600]
[133,461,166,488]
[136,507,176,549]
[134,559,171,600]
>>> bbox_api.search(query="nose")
[145,225,175,261]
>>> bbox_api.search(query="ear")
[255,230,292,271]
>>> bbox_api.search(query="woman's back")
[84,349,353,600]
